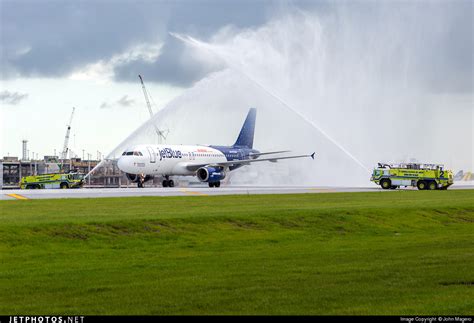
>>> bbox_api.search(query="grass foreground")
[0,190,473,315]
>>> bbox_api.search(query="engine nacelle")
[196,167,226,183]
[126,173,153,183]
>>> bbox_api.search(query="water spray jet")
[170,32,371,174]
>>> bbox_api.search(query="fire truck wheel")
[428,181,437,190]
[417,181,426,190]
[60,182,69,189]
[380,179,391,189]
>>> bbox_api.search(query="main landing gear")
[208,181,221,188]
[162,176,174,188]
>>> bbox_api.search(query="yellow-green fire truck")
[370,163,453,190]
[20,173,84,189]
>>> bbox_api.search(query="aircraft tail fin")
[233,108,256,149]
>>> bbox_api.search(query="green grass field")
[1,190,473,315]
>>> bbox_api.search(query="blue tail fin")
[233,108,256,148]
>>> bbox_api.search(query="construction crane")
[61,107,75,160]
[138,74,168,144]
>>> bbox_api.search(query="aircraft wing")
[185,152,315,171]
[248,150,290,158]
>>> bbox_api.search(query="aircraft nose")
[117,157,126,172]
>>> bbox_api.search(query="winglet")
[311,152,316,160]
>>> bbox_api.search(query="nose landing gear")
[137,174,145,188]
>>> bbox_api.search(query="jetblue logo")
[159,148,182,161]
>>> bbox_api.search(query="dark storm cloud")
[0,90,28,105]
[1,1,170,78]
[2,1,176,79]
[1,0,472,92]
[418,2,473,93]
[113,35,225,87]
[1,0,267,86]
[109,1,269,86]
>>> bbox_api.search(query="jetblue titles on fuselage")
[159,148,182,161]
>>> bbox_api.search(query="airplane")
[117,108,315,188]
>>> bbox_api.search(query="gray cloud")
[2,0,267,85]
[117,95,135,107]
[99,102,111,109]
[113,35,225,87]
[100,95,135,109]
[1,1,472,93]
[2,1,170,79]
[0,90,29,105]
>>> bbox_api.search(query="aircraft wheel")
[168,180,174,187]
[162,180,169,188]
[208,182,214,188]
[390,186,397,189]
[215,181,221,188]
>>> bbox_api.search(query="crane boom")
[139,75,155,119]
[61,107,75,160]
[138,74,167,144]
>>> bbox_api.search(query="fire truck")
[370,163,453,190]
[20,172,84,189]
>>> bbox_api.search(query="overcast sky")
[1,0,472,164]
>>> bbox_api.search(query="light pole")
[87,153,91,186]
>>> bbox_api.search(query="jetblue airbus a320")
[117,108,315,188]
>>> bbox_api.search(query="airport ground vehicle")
[20,172,84,189]
[370,163,453,190]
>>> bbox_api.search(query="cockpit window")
[123,150,142,156]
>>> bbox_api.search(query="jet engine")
[196,167,226,182]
